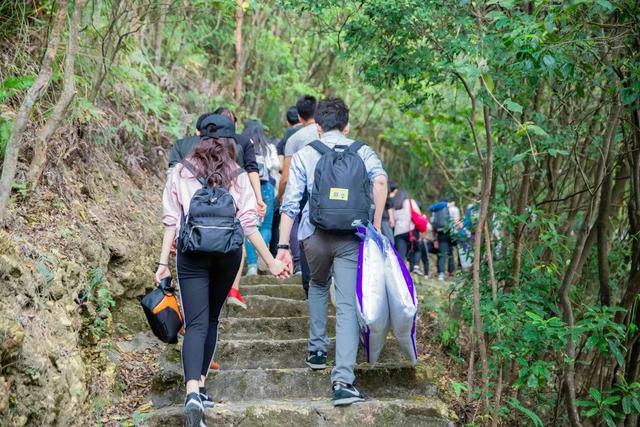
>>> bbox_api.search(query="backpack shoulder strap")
[309,140,332,155]
[180,160,208,187]
[347,140,365,153]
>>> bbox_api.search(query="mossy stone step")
[138,398,453,427]
[219,316,335,340]
[150,363,438,406]
[157,336,412,371]
[240,274,302,286]
[223,295,335,318]
[239,284,306,300]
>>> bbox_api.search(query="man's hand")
[257,200,267,218]
[373,220,382,233]
[276,249,293,274]
[388,217,395,229]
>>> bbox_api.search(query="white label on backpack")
[329,188,349,201]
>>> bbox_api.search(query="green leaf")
[543,55,556,68]
[608,340,625,366]
[508,398,543,427]
[504,99,523,113]
[602,396,620,405]
[621,88,638,106]
[525,311,543,322]
[589,388,602,403]
[528,125,548,137]
[483,74,494,92]
[583,407,599,417]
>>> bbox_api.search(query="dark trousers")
[177,247,242,382]
[395,230,419,267]
[270,204,281,256]
[437,235,455,274]
[411,239,430,274]
[300,241,311,295]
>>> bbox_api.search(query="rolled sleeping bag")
[384,237,419,364]
[356,225,390,364]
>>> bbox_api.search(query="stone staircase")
[138,275,453,426]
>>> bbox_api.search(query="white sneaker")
[247,265,258,276]
[438,273,445,281]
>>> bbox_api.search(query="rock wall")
[0,139,166,426]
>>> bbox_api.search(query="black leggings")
[177,247,242,382]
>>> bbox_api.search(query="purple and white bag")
[383,237,419,364]
[356,225,389,364]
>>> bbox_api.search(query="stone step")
[223,295,334,318]
[138,398,453,427]
[150,363,438,407]
[158,336,412,371]
[239,284,307,300]
[219,316,335,340]
[241,274,302,286]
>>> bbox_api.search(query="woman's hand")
[155,264,171,283]
[257,199,267,218]
[268,258,290,279]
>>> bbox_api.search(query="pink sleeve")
[162,168,181,229]
[232,172,259,236]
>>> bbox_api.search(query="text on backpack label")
[329,188,349,201]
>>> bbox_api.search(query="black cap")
[199,114,236,139]
[286,106,299,125]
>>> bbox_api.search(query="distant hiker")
[392,188,421,272]
[381,181,397,242]
[277,98,388,406]
[156,114,289,427]
[242,120,279,276]
[277,95,318,295]
[272,107,301,255]
[430,198,455,280]
[412,208,432,276]
[277,106,301,169]
[213,107,265,309]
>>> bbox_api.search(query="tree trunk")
[471,104,494,411]
[234,0,244,104]
[28,0,85,188]
[153,0,166,67]
[559,101,620,427]
[0,1,67,224]
[509,158,531,288]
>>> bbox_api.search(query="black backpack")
[178,160,245,254]
[431,205,451,233]
[140,277,183,344]
[308,140,372,233]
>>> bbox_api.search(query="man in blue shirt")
[276,98,388,406]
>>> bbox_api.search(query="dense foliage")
[285,0,640,425]
[1,0,640,426]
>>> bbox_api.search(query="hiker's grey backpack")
[308,140,372,233]
[178,160,244,254]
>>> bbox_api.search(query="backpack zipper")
[187,224,235,242]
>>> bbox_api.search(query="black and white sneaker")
[184,392,204,427]
[199,387,215,409]
[332,381,366,406]
[306,350,327,370]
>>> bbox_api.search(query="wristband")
[277,244,290,250]
[157,262,169,266]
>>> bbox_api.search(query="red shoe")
[227,288,247,309]
[210,360,220,370]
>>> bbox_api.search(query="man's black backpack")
[308,140,372,233]
[178,160,244,254]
